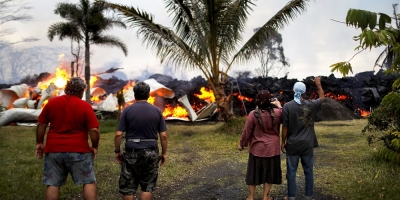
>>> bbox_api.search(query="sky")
[4,0,400,81]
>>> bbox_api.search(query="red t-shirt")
[38,95,100,153]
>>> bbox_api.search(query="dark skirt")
[245,153,282,185]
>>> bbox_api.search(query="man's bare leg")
[83,183,97,200]
[141,192,152,200]
[45,185,60,200]
[123,195,134,200]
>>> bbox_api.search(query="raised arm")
[313,77,325,102]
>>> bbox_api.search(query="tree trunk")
[71,61,75,77]
[84,39,91,103]
[214,84,235,122]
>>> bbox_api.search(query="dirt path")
[152,156,343,200]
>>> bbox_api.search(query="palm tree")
[96,0,310,121]
[48,0,128,102]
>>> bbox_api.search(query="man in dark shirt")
[281,77,325,200]
[114,81,168,200]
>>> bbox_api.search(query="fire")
[194,87,215,103]
[91,96,100,103]
[162,104,189,119]
[123,80,136,92]
[233,92,253,101]
[90,76,98,88]
[38,67,70,90]
[41,100,48,109]
[148,96,155,104]
[325,92,349,101]
[358,108,371,117]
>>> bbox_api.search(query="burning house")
[0,66,397,126]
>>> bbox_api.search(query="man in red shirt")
[35,77,100,200]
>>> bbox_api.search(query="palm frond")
[96,1,205,72]
[91,35,128,56]
[229,0,310,71]
[47,22,81,41]
[375,47,389,69]
[54,2,82,22]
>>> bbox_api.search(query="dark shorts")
[119,147,160,195]
[43,153,96,186]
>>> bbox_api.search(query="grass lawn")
[0,119,399,199]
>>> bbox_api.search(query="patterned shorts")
[119,147,160,195]
[43,153,96,186]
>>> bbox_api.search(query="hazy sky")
[4,0,400,81]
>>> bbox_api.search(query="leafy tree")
[253,28,290,78]
[0,46,71,84]
[330,4,399,77]
[48,0,128,102]
[96,0,310,121]
[332,4,400,164]
[0,0,37,45]
[0,0,38,83]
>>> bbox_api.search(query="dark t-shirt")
[282,98,323,155]
[118,101,167,150]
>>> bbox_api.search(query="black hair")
[133,81,150,100]
[254,90,276,130]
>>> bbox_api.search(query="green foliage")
[335,5,400,165]
[346,9,378,30]
[377,147,400,164]
[363,91,400,164]
[329,62,353,77]
[333,7,400,78]
[363,92,400,132]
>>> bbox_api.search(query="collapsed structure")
[0,76,218,126]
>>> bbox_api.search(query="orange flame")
[325,92,349,101]
[194,87,215,102]
[90,76,98,88]
[41,100,48,109]
[358,108,370,117]
[233,92,253,101]
[38,67,70,90]
[162,104,189,119]
[148,96,155,104]
[91,96,100,103]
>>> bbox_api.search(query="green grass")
[0,119,399,199]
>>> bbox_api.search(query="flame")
[58,54,65,61]
[123,80,136,93]
[148,96,155,104]
[358,108,370,117]
[90,76,98,88]
[91,96,100,103]
[194,87,215,102]
[41,100,48,109]
[162,104,189,119]
[325,92,349,101]
[233,92,253,101]
[38,67,70,90]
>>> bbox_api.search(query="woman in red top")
[238,90,283,200]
